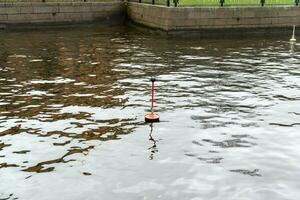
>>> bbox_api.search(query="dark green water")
[0,26,300,200]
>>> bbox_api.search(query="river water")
[0,26,300,200]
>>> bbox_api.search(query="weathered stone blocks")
[127,2,300,31]
[0,2,125,25]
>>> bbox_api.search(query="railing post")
[166,0,170,7]
[260,0,265,6]
[220,0,225,7]
[174,0,178,7]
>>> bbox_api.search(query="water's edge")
[0,1,299,35]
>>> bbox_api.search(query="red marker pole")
[145,78,160,123]
[151,78,154,114]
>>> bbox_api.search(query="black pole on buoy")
[145,78,160,123]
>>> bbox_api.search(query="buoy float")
[145,78,160,123]
[290,25,296,43]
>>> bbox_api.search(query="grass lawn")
[146,0,295,6]
[181,0,294,6]
[0,0,296,6]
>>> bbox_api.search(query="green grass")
[0,0,296,6]
[144,0,295,6]
[186,0,292,5]
[182,0,294,6]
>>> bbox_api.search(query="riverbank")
[127,3,300,32]
[0,2,125,28]
[0,1,300,34]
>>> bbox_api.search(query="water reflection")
[22,146,94,173]
[148,123,158,160]
[0,26,300,200]
[290,42,295,53]
[230,169,262,177]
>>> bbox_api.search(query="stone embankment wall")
[1,2,300,31]
[0,2,125,27]
[127,2,300,31]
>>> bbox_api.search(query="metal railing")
[128,0,299,7]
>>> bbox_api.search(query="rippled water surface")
[0,26,300,200]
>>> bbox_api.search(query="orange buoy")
[145,113,160,122]
[145,78,160,123]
